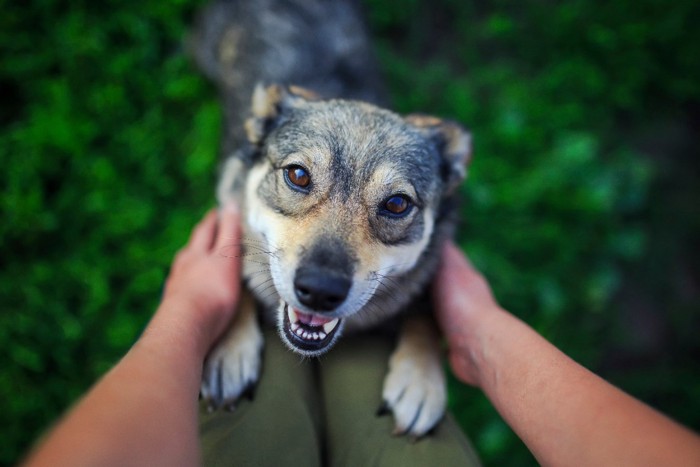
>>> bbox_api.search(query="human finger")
[438,241,476,277]
[187,209,218,252]
[434,241,499,324]
[214,203,242,253]
[438,242,492,294]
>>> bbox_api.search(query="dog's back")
[191,0,386,155]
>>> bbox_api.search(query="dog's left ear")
[405,114,472,194]
[245,83,320,145]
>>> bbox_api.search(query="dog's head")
[240,84,471,356]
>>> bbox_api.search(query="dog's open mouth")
[283,304,342,352]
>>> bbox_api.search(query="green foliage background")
[2,0,699,464]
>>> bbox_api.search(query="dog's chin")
[279,303,343,357]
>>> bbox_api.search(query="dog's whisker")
[358,300,390,327]
[240,256,270,263]
[375,270,421,291]
[243,259,274,267]
[238,252,273,260]
[239,237,268,244]
[374,273,403,291]
[372,262,414,275]
[249,278,275,294]
[244,247,282,260]
[369,273,405,306]
[244,269,272,279]
[375,283,403,309]
[376,282,402,302]
[241,243,276,254]
[357,289,387,319]
[241,249,276,258]
[246,269,272,281]
[254,282,279,298]
[257,290,281,304]
[216,240,277,258]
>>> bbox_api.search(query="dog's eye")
[381,195,412,217]
[284,165,311,190]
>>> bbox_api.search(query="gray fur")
[191,0,386,155]
[251,97,459,329]
[193,0,470,438]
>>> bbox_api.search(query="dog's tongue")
[295,310,335,326]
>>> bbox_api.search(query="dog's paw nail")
[376,401,391,417]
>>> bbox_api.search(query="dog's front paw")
[380,317,447,438]
[201,303,264,410]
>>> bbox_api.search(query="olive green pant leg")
[318,333,481,467]
[199,328,323,467]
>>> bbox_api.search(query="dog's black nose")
[294,268,351,311]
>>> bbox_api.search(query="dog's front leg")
[201,288,264,409]
[381,313,447,438]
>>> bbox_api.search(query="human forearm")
[433,242,700,466]
[469,307,700,467]
[24,208,242,466]
[24,302,207,467]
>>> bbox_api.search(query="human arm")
[433,241,700,467]
[23,206,242,467]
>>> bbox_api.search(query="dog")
[191,0,471,438]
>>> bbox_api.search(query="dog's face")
[241,85,470,356]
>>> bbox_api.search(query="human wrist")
[445,304,508,388]
[467,306,537,392]
[144,297,217,363]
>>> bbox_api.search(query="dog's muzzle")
[282,304,342,353]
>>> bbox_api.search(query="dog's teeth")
[289,312,335,341]
[323,318,339,334]
[286,305,298,324]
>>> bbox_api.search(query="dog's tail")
[190,0,386,151]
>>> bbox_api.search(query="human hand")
[22,207,243,467]
[160,205,242,351]
[432,241,502,387]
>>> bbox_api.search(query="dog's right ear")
[244,83,320,145]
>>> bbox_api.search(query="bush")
[0,1,219,462]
